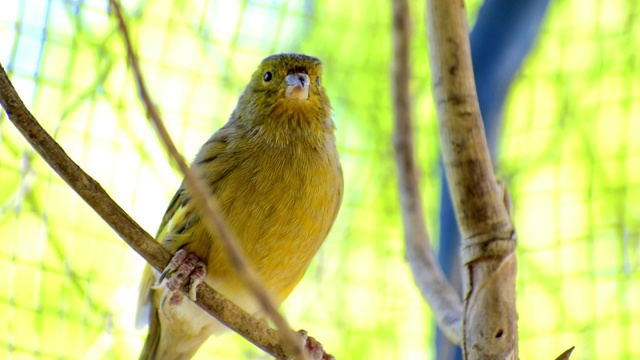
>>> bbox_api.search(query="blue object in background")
[435,0,551,359]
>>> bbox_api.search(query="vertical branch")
[425,0,518,359]
[391,0,462,345]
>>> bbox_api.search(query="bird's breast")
[205,135,342,301]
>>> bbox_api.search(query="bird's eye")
[315,76,321,86]
[263,71,273,82]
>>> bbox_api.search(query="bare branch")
[0,62,293,358]
[391,0,462,345]
[106,0,311,358]
[425,0,518,358]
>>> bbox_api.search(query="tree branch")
[425,0,518,359]
[0,61,293,358]
[391,0,462,345]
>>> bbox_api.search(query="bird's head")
[234,54,332,133]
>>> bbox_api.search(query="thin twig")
[554,346,575,360]
[0,63,289,358]
[107,0,308,358]
[390,0,462,345]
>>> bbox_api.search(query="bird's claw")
[157,248,188,284]
[155,249,207,315]
[298,330,335,360]
[188,261,206,300]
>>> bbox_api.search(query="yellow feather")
[138,53,342,359]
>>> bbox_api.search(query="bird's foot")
[155,249,207,309]
[298,330,335,360]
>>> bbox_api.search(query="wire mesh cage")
[0,0,638,359]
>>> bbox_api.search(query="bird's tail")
[139,308,161,360]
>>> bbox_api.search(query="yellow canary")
[136,53,343,359]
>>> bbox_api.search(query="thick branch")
[391,0,462,345]
[425,0,518,359]
[426,2,513,245]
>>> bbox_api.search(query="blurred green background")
[1,0,639,359]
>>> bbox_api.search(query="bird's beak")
[285,73,310,100]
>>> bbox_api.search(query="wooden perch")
[425,0,518,359]
[0,61,295,359]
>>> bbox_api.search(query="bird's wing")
[135,122,235,328]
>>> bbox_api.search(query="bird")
[136,53,343,359]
